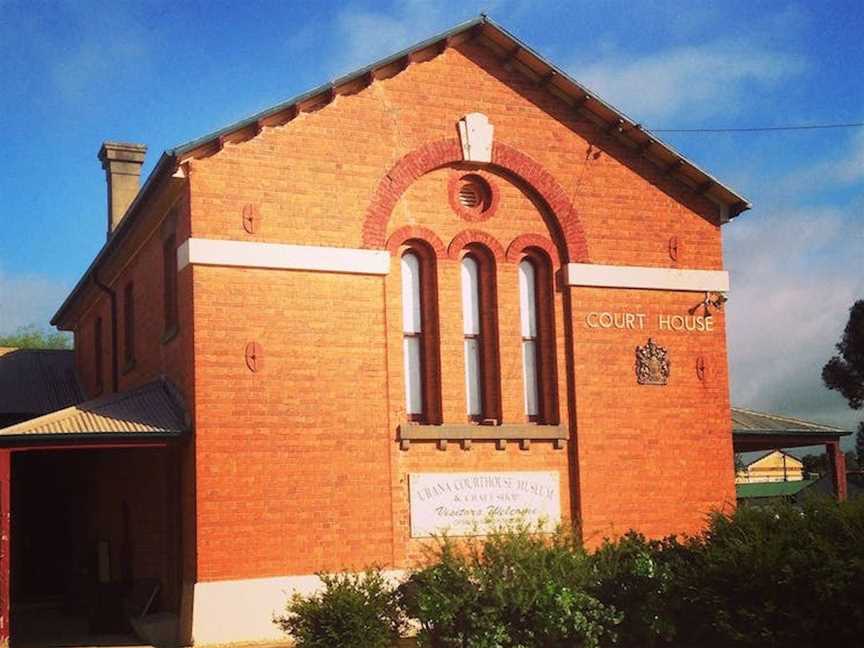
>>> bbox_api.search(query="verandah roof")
[731,407,851,453]
[0,379,188,441]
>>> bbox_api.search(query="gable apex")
[169,15,749,219]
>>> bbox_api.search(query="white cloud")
[19,2,152,103]
[766,130,864,199]
[569,43,807,123]
[0,269,70,336]
[321,0,514,78]
[328,1,466,75]
[725,204,864,443]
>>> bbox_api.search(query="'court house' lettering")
[585,312,714,333]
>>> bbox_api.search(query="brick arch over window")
[361,138,589,263]
[447,229,506,261]
[386,225,447,258]
[506,234,561,266]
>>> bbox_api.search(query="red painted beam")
[0,449,9,647]
[6,441,174,453]
[826,441,848,501]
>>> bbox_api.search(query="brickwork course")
[47,16,748,644]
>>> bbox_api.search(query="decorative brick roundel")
[361,138,588,263]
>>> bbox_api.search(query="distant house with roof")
[735,449,804,484]
[737,473,864,506]
[732,406,852,498]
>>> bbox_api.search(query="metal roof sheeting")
[731,407,849,434]
[0,348,83,415]
[736,479,818,500]
[0,379,187,438]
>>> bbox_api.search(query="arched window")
[519,259,540,420]
[461,255,482,418]
[517,250,558,423]
[401,252,424,420]
[460,247,501,423]
[400,244,441,423]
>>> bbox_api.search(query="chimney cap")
[98,141,148,166]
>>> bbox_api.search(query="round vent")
[459,182,482,209]
[456,175,491,212]
[448,172,498,221]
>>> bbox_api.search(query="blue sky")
[1,0,862,439]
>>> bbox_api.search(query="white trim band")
[191,571,405,645]
[177,238,391,275]
[565,263,729,292]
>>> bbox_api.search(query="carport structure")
[732,407,852,501]
[0,379,187,647]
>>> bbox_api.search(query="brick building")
[0,15,762,645]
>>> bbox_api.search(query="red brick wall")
[181,38,733,581]
[190,267,393,580]
[72,192,195,406]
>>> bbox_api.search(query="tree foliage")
[822,299,864,409]
[0,324,71,350]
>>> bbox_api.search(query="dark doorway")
[10,447,178,647]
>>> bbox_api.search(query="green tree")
[823,300,864,465]
[0,324,71,350]
[802,453,828,477]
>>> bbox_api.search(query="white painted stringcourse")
[177,238,391,275]
[565,263,729,292]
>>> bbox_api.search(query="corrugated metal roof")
[0,379,187,439]
[736,479,817,499]
[0,348,83,415]
[731,407,849,434]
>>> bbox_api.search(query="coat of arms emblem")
[635,338,670,385]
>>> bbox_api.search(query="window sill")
[161,326,179,345]
[398,423,566,451]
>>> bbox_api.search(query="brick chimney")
[98,141,147,237]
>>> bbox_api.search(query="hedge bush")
[400,525,620,648]
[671,496,864,648]
[278,498,864,648]
[274,569,404,648]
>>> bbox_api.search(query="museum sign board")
[409,471,561,537]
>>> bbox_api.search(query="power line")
[650,122,864,134]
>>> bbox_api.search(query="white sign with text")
[409,471,561,538]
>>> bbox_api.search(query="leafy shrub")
[585,531,678,647]
[275,569,404,648]
[400,525,620,648]
[670,497,864,648]
[278,498,864,648]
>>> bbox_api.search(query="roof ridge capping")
[168,14,749,218]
